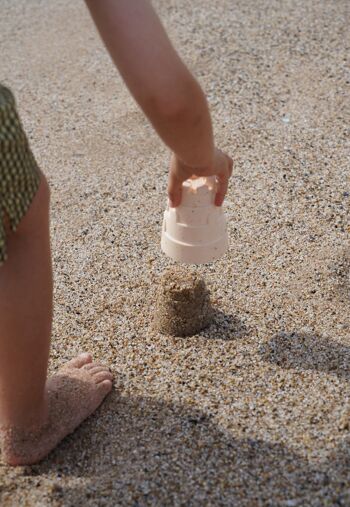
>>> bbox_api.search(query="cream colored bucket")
[161,176,228,264]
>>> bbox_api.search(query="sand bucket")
[161,176,228,264]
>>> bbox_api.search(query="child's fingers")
[168,171,183,207]
[214,152,233,205]
[226,154,233,177]
[215,172,229,206]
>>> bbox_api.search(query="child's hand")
[168,148,233,207]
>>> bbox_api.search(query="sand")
[0,0,349,505]
[153,267,213,336]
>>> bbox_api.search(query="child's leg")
[0,174,113,466]
[0,174,52,429]
[0,86,113,465]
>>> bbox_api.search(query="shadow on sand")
[259,330,350,380]
[16,386,350,507]
[201,309,250,342]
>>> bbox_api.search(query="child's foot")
[1,353,113,466]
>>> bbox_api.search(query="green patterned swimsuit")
[0,84,41,265]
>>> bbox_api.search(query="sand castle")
[154,267,213,337]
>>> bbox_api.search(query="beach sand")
[153,267,213,336]
[0,0,349,505]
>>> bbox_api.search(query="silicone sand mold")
[153,266,213,337]
[161,177,228,264]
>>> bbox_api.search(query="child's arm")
[84,0,232,206]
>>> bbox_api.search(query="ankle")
[0,393,49,432]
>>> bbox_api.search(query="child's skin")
[0,0,232,465]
